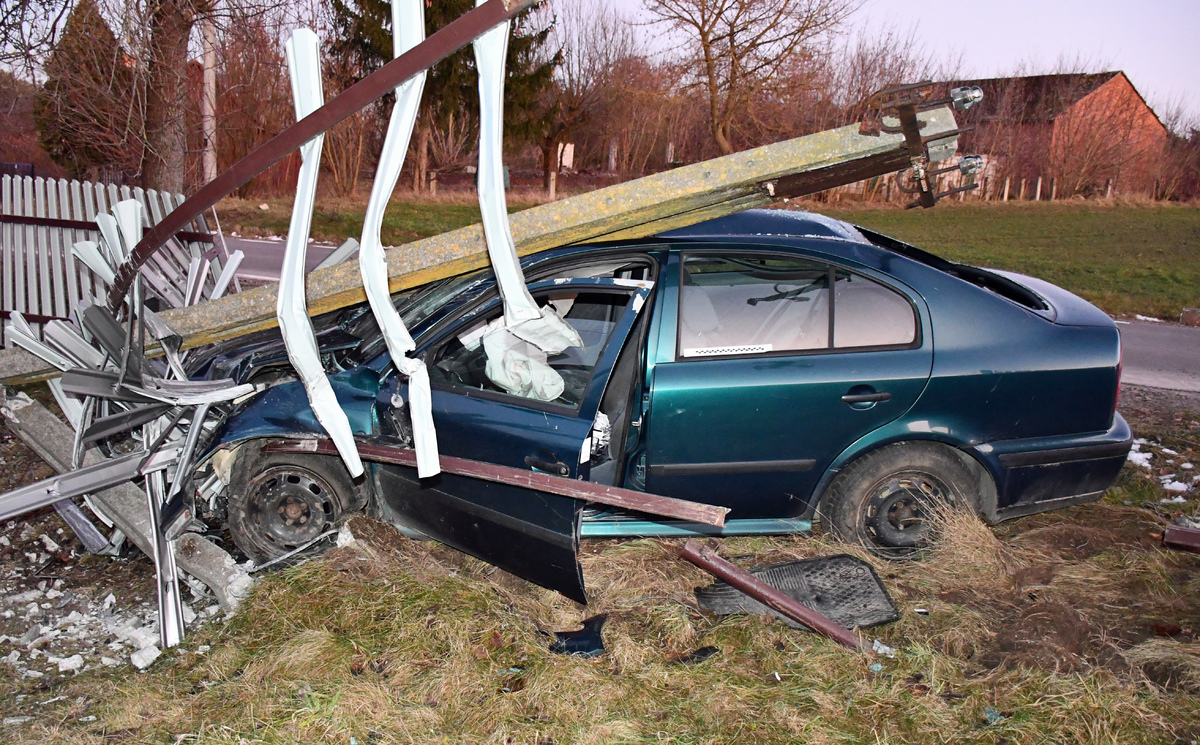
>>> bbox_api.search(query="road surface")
[1117,319,1200,393]
[223,236,1199,392]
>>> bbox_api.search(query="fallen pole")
[264,438,730,528]
[0,107,960,386]
[680,540,866,652]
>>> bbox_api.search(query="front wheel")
[226,443,366,564]
[819,443,981,559]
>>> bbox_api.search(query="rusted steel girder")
[263,438,730,528]
[1163,525,1200,554]
[105,0,537,311]
[680,540,867,652]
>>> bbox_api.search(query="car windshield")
[397,268,492,328]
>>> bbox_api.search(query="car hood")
[989,270,1115,327]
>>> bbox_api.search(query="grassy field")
[830,202,1200,319]
[219,196,1200,320]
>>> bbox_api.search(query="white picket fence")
[0,175,235,346]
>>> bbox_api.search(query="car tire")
[227,443,365,564]
[819,442,981,559]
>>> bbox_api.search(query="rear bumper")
[973,413,1132,521]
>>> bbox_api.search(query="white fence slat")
[14,177,28,313]
[104,183,118,213]
[45,181,68,318]
[59,179,81,311]
[74,180,102,302]
[145,188,164,224]
[34,177,52,318]
[3,176,13,326]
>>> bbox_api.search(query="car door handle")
[841,391,892,404]
[525,455,570,477]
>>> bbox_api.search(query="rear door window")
[678,253,917,359]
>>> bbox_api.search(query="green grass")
[826,202,1200,319]
[221,196,1200,320]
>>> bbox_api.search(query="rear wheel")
[227,443,364,563]
[819,443,980,559]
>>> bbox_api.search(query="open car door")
[372,278,654,602]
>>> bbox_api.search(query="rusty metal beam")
[680,540,866,652]
[106,0,537,310]
[264,438,730,527]
[0,106,961,386]
[1163,525,1200,554]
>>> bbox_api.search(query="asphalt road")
[223,236,1199,392]
[1118,319,1200,393]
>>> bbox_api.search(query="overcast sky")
[610,0,1199,129]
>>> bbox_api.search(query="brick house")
[938,72,1167,197]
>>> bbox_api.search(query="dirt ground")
[0,383,1198,740]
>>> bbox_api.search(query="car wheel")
[819,443,980,559]
[227,443,363,564]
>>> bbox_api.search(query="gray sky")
[612,0,1199,129]
[860,0,1199,128]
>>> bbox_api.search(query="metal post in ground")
[1035,176,1042,201]
[1003,176,1010,202]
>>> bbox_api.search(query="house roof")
[936,72,1122,124]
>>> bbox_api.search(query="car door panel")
[371,279,653,602]
[640,248,933,519]
[645,349,932,517]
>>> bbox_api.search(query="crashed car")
[188,208,1131,601]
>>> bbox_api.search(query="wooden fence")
[0,176,233,346]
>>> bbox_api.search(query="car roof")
[654,209,870,244]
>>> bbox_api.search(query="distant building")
[937,72,1167,196]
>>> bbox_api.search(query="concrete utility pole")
[201,17,218,183]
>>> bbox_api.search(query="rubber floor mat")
[694,554,899,630]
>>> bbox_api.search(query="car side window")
[832,269,916,348]
[679,255,830,357]
[428,290,633,409]
[678,254,916,358]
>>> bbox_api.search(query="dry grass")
[5,497,1196,745]
[3,397,1199,744]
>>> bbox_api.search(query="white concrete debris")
[336,523,356,548]
[130,645,161,670]
[38,535,60,553]
[55,654,83,673]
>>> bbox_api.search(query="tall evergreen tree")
[326,0,559,188]
[34,0,142,180]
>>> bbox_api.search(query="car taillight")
[1114,346,1122,414]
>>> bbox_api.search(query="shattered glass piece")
[549,614,607,657]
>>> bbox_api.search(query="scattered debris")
[872,639,897,658]
[983,706,1008,725]
[1163,525,1200,554]
[548,614,607,658]
[668,646,720,666]
[681,541,869,652]
[130,644,161,670]
[693,553,898,630]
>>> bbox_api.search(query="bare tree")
[534,0,640,189]
[645,0,859,154]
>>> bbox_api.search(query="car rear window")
[856,226,1048,311]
